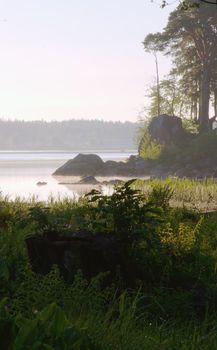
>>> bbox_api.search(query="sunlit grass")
[132,178,217,211]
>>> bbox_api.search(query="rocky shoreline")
[53,153,151,177]
[53,152,217,183]
[52,115,217,182]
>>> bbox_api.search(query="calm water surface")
[0,151,137,201]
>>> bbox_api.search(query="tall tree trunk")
[194,79,199,122]
[179,100,184,118]
[171,88,175,115]
[214,89,217,117]
[199,62,211,132]
[154,51,161,115]
[190,96,193,119]
[193,98,198,122]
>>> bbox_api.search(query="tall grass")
[133,178,217,211]
[1,181,217,349]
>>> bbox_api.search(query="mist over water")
[0,151,137,201]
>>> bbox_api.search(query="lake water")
[0,151,137,201]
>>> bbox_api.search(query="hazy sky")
[0,0,175,122]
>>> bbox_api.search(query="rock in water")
[37,181,47,186]
[53,153,152,177]
[53,153,104,176]
[78,176,99,184]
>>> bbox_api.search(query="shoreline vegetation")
[2,179,217,348]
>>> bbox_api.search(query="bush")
[86,180,164,242]
[139,129,163,160]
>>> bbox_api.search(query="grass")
[1,180,217,349]
[132,177,217,211]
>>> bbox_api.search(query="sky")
[0,0,175,122]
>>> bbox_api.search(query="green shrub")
[2,181,217,348]
[139,129,163,160]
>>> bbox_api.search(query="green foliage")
[144,77,191,120]
[0,298,14,350]
[160,131,217,166]
[2,182,217,347]
[139,124,217,179]
[0,223,28,296]
[148,183,173,209]
[160,1,200,11]
[182,117,199,133]
[86,180,164,244]
[0,300,99,350]
[187,131,217,161]
[28,205,50,228]
[0,202,13,231]
[146,0,217,130]
[140,177,217,211]
[27,205,68,234]
[13,303,97,350]
[139,128,163,160]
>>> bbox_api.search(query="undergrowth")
[139,129,217,169]
[1,181,217,349]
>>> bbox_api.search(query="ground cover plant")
[1,180,217,348]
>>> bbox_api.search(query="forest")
[0,119,137,151]
[144,0,217,131]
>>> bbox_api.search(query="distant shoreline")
[0,149,137,154]
[0,120,138,151]
[0,151,135,168]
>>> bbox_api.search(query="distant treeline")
[0,119,138,150]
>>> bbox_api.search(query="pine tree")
[145,0,217,132]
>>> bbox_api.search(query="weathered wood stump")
[25,230,137,286]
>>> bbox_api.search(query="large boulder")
[102,160,133,176]
[53,153,104,176]
[53,153,152,177]
[126,155,153,175]
[148,114,185,145]
[99,160,122,176]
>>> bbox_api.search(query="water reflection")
[0,152,136,201]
